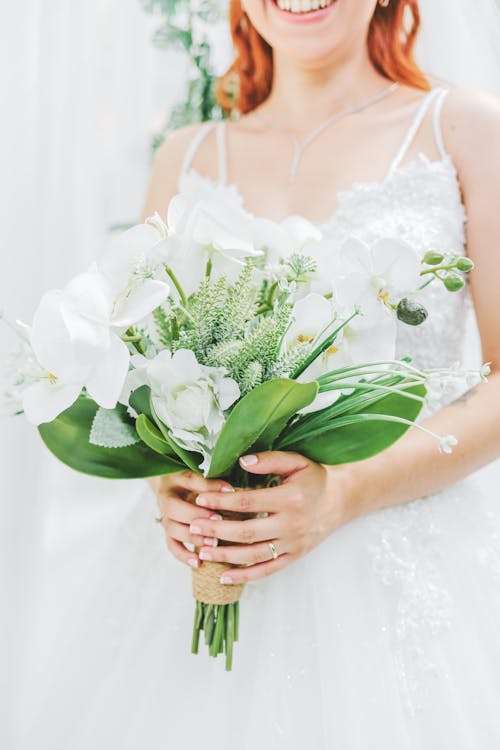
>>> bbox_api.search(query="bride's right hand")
[150,472,234,569]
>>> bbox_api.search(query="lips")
[269,0,339,24]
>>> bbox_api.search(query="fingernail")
[209,513,222,521]
[190,525,202,535]
[220,485,235,493]
[240,454,258,467]
[188,558,199,569]
[203,537,218,547]
[220,575,232,584]
[196,495,208,506]
[200,551,212,561]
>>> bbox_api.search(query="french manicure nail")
[220,575,232,584]
[196,495,208,506]
[190,525,202,535]
[203,537,218,547]
[240,454,258,467]
[209,513,223,521]
[200,551,212,561]
[188,558,199,569]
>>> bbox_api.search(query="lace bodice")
[177,88,471,378]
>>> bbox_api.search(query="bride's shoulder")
[140,122,216,220]
[440,87,500,171]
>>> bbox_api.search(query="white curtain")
[0,3,187,745]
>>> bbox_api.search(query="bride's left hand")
[189,451,360,585]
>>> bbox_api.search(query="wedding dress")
[18,87,500,750]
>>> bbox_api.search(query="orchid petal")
[371,238,420,293]
[22,380,83,425]
[85,334,130,409]
[111,279,170,328]
[31,291,101,381]
[98,223,166,291]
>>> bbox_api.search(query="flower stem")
[164,264,187,307]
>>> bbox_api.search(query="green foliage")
[207,378,318,477]
[140,0,227,145]
[277,384,426,465]
[38,396,183,478]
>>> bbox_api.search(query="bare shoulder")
[139,122,208,222]
[441,87,500,177]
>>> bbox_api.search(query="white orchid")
[252,214,322,263]
[122,349,240,474]
[335,237,421,316]
[165,193,262,296]
[21,219,171,425]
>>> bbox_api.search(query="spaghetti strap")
[215,121,228,185]
[178,121,217,182]
[387,88,444,177]
[432,88,450,160]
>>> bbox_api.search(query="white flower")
[335,236,421,314]
[165,193,262,295]
[439,434,458,454]
[22,219,171,425]
[252,215,322,263]
[124,349,240,474]
[285,294,342,412]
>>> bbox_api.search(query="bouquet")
[3,191,484,670]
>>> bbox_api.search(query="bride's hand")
[152,472,234,569]
[189,452,360,585]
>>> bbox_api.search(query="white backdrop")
[0,2,187,744]
[1,3,499,747]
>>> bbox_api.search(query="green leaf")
[129,385,154,421]
[149,398,204,474]
[207,378,318,478]
[38,396,184,479]
[90,406,141,448]
[135,414,177,457]
[280,384,425,465]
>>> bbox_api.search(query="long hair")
[216,0,430,115]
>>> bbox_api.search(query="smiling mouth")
[273,0,337,13]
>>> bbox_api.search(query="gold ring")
[155,514,166,524]
[268,541,279,560]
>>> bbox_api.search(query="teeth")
[275,0,334,12]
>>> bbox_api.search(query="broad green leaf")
[135,414,177,457]
[280,384,425,465]
[207,378,318,478]
[38,396,184,479]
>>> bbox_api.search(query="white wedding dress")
[18,88,500,749]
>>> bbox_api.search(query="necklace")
[257,82,400,184]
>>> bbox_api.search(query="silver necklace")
[258,82,400,184]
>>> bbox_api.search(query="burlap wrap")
[190,501,257,606]
[192,561,244,605]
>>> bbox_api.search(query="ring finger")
[198,538,287,567]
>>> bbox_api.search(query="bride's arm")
[188,89,500,585]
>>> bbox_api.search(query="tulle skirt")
[16,478,500,750]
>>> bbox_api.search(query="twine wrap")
[192,561,244,605]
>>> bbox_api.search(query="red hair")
[216,0,430,115]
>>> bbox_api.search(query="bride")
[20,0,500,748]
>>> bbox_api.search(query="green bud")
[422,250,445,266]
[455,257,474,273]
[396,298,429,326]
[444,273,465,292]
